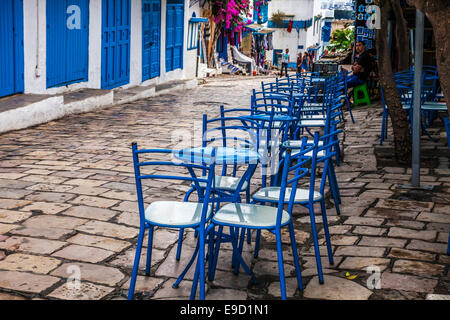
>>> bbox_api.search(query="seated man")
[346,41,372,88]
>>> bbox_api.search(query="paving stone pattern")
[0,76,449,300]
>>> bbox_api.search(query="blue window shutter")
[0,0,25,97]
[101,0,131,89]
[166,1,184,72]
[47,0,89,88]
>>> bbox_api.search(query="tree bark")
[377,0,412,164]
[406,0,450,116]
[390,0,410,71]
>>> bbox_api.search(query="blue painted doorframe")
[47,0,89,88]
[166,0,184,72]
[101,0,131,89]
[0,0,24,98]
[142,0,161,81]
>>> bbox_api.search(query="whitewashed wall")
[266,0,315,64]
[23,0,46,94]
[184,0,201,80]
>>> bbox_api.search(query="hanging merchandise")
[287,20,293,33]
[269,33,273,50]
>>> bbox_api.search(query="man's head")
[286,48,289,53]
[356,41,365,54]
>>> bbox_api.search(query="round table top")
[240,114,295,122]
[174,147,260,165]
[421,102,447,111]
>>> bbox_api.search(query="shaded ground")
[0,75,448,300]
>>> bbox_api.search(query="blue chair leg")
[128,226,146,300]
[145,226,154,275]
[447,232,450,255]
[327,170,341,215]
[190,255,201,300]
[380,108,386,145]
[176,228,184,261]
[188,227,207,300]
[208,225,223,281]
[254,229,261,258]
[207,224,215,278]
[329,163,341,204]
[246,189,252,245]
[320,200,334,265]
[233,227,247,275]
[177,188,196,260]
[275,228,287,300]
[345,94,355,123]
[198,227,206,300]
[288,221,304,291]
[173,236,200,288]
[229,227,257,284]
[308,204,324,284]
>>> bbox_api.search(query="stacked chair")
[380,66,445,145]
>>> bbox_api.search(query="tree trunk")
[406,0,450,116]
[377,0,412,164]
[391,0,410,71]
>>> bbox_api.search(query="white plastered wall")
[266,0,315,64]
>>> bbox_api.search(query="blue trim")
[187,19,200,51]
[190,17,208,23]
[268,19,313,29]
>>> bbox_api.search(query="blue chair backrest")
[202,114,262,177]
[275,134,319,227]
[131,143,217,227]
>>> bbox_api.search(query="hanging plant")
[271,10,286,27]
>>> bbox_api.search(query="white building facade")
[265,0,351,67]
[0,0,202,98]
[264,0,323,67]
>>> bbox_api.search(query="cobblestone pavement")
[0,75,449,300]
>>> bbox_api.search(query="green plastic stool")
[354,83,371,107]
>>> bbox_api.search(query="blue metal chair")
[337,70,355,123]
[128,143,217,300]
[252,127,342,284]
[207,134,320,299]
[289,96,343,217]
[176,115,263,260]
[444,117,450,151]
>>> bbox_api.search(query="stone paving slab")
[0,76,449,300]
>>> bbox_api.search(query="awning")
[254,28,276,35]
[189,17,208,23]
[308,45,321,52]
[244,23,263,32]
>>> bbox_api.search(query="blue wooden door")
[142,0,161,81]
[46,0,89,88]
[0,0,24,98]
[166,0,184,72]
[101,0,131,89]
